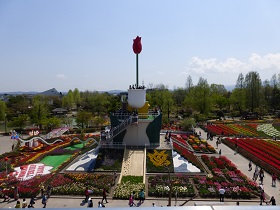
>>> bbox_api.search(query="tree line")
[0,71,280,132]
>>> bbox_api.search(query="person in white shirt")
[98,201,103,208]
[219,187,225,202]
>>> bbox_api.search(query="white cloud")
[185,53,280,75]
[56,74,66,79]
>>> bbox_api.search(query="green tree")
[229,88,246,114]
[42,117,61,131]
[185,75,193,93]
[173,88,187,116]
[30,95,49,129]
[0,101,6,121]
[62,90,74,110]
[185,77,211,115]
[210,84,228,111]
[73,88,81,108]
[180,117,195,131]
[76,110,92,129]
[8,114,29,130]
[244,71,262,112]
[6,95,31,115]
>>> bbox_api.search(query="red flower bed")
[225,137,280,176]
[206,124,259,137]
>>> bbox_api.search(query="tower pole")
[136,54,139,88]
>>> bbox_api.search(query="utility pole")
[4,113,7,134]
[165,165,173,206]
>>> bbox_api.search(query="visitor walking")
[138,189,145,204]
[84,187,89,202]
[14,185,19,200]
[42,193,48,208]
[216,140,219,149]
[259,190,266,205]
[272,173,277,187]
[46,184,52,198]
[219,149,222,156]
[22,198,28,208]
[40,184,45,198]
[129,192,136,207]
[87,198,93,207]
[219,187,225,202]
[248,161,252,171]
[28,197,35,208]
[259,169,264,184]
[101,188,108,204]
[98,201,103,208]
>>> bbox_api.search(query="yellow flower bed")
[147,150,170,167]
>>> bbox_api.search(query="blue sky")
[1,0,280,92]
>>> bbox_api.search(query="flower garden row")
[193,155,258,199]
[205,123,280,137]
[171,134,216,153]
[222,137,280,178]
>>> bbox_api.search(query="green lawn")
[64,143,84,150]
[40,155,72,170]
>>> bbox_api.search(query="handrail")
[100,116,133,144]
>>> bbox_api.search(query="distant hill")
[0,89,127,96]
[0,91,38,95]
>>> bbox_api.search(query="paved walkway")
[195,127,280,202]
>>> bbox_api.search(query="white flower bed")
[257,124,280,137]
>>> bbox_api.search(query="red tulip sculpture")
[133,36,142,54]
[132,36,142,88]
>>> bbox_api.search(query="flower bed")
[146,149,174,173]
[0,173,53,198]
[193,155,259,199]
[205,124,259,137]
[186,135,215,153]
[223,137,280,177]
[148,174,195,198]
[51,173,114,196]
[113,176,145,199]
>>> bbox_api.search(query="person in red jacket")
[101,188,108,204]
[84,187,89,202]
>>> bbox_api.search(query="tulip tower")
[107,36,162,146]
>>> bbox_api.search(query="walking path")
[195,127,280,202]
[121,149,145,176]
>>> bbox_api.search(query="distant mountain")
[0,89,127,96]
[105,90,126,94]
[0,91,38,95]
